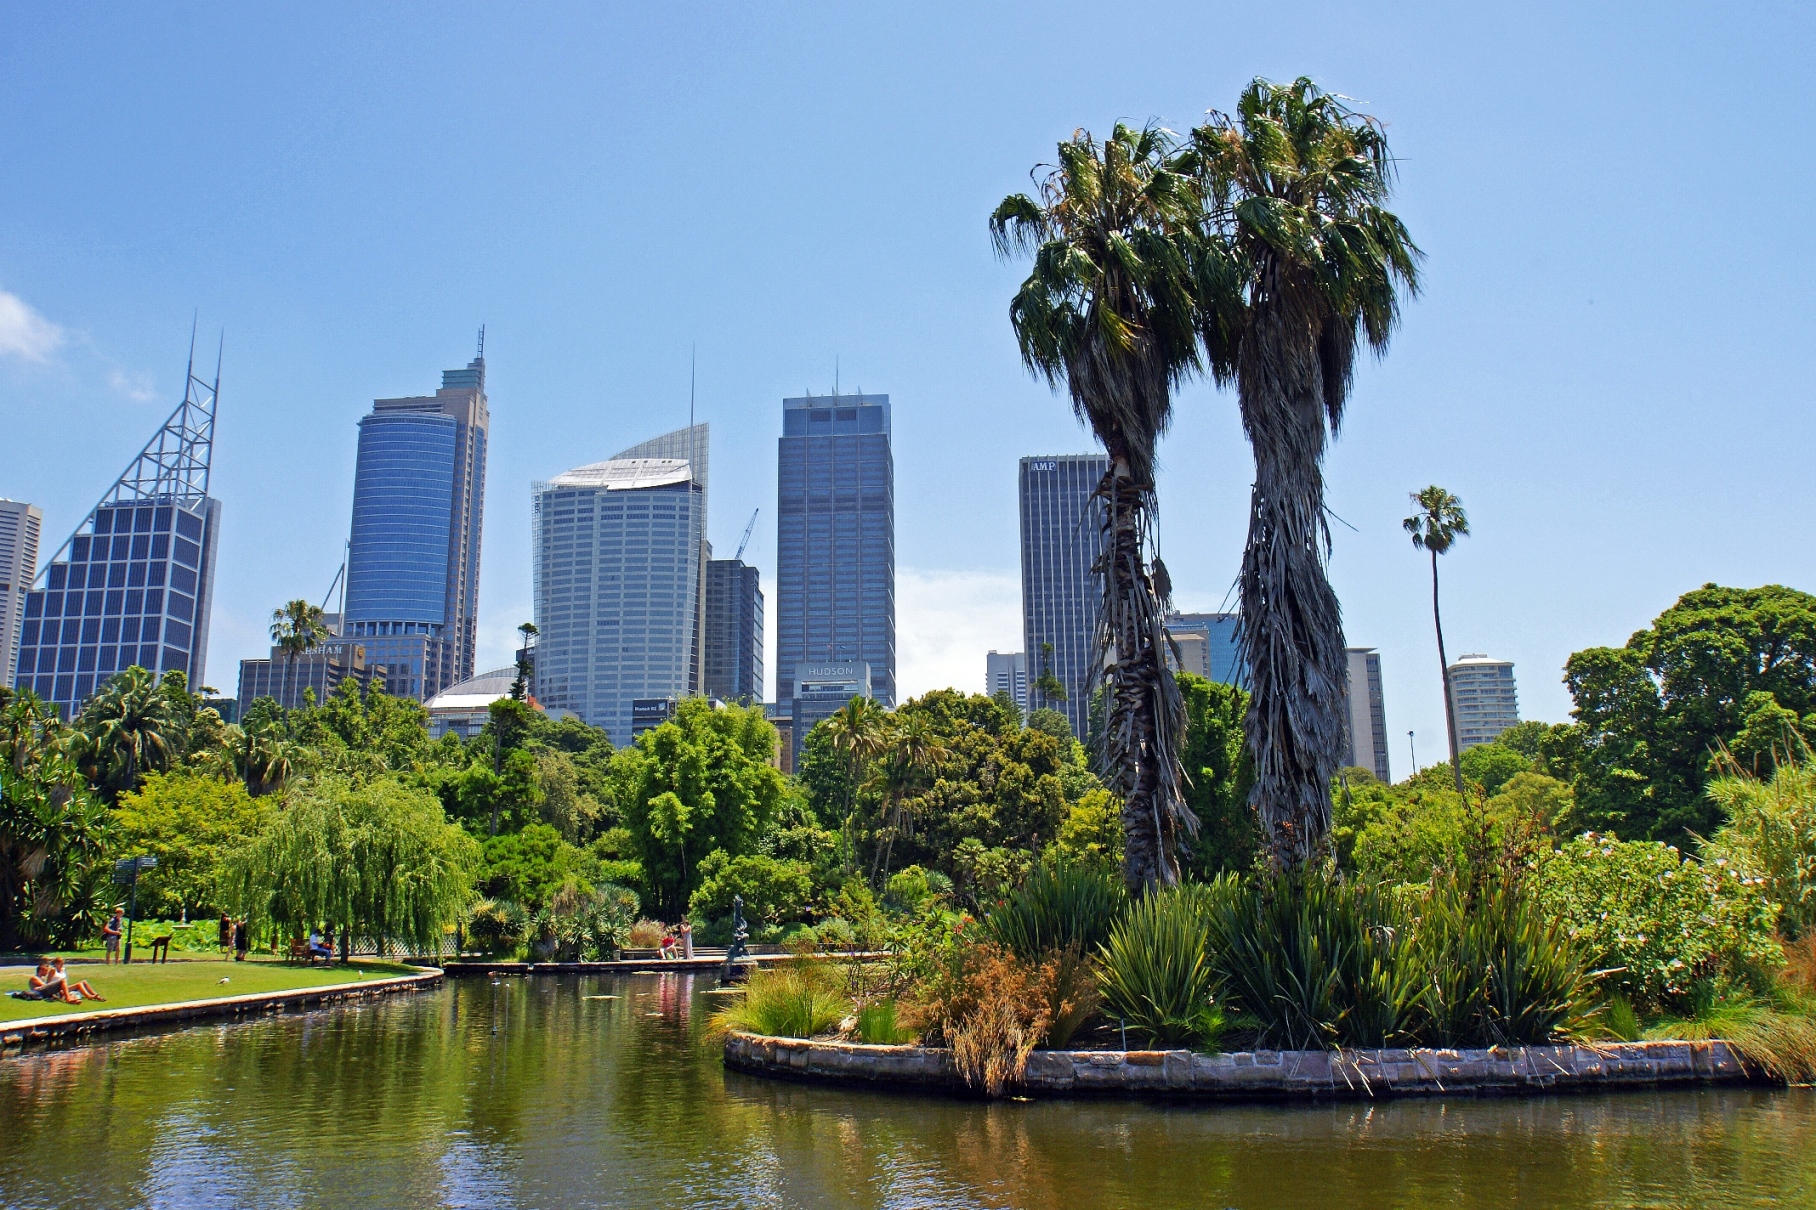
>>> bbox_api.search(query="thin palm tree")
[1188,77,1422,868]
[991,122,1203,892]
[270,599,332,711]
[1404,485,1470,797]
[512,621,540,702]
[820,696,888,877]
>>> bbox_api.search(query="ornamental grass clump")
[708,961,850,1040]
[1206,870,1421,1050]
[1095,883,1227,1048]
[1414,873,1596,1046]
[986,863,1124,1045]
[855,1000,914,1045]
[908,940,1053,1097]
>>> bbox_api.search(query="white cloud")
[896,567,1022,700]
[0,289,64,362]
[107,368,160,402]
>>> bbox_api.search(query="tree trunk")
[1095,459,1189,892]
[1431,550,1466,798]
[1237,286,1349,869]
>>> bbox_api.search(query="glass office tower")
[776,393,895,709]
[705,558,763,704]
[342,349,488,701]
[12,344,223,716]
[532,425,708,743]
[1018,454,1107,740]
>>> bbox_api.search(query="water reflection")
[0,973,1811,1210]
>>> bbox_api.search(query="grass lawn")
[0,957,424,1023]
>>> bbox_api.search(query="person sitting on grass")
[9,959,57,1001]
[307,928,333,963]
[48,958,104,1003]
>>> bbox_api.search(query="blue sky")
[2,3,1811,775]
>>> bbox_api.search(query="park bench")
[286,940,329,966]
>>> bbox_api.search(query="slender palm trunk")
[1430,550,1466,798]
[1095,459,1188,891]
[1237,288,1349,869]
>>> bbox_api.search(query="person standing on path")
[102,908,124,964]
[679,920,694,960]
[218,911,232,958]
[233,918,250,962]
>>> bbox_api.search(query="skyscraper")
[12,342,222,716]
[986,650,1028,714]
[792,660,870,769]
[777,393,895,710]
[1342,646,1392,782]
[705,558,763,704]
[342,345,489,702]
[1449,653,1520,749]
[0,500,42,690]
[1164,611,1245,685]
[533,425,708,743]
[1019,454,1107,740]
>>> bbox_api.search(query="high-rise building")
[1342,647,1391,782]
[13,343,223,716]
[792,660,870,768]
[1449,653,1520,749]
[1019,454,1107,740]
[237,637,383,710]
[705,558,763,704]
[1164,611,1245,686]
[0,500,42,689]
[777,393,895,710]
[986,650,1028,714]
[342,346,489,702]
[532,426,708,744]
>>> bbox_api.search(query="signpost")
[111,855,158,964]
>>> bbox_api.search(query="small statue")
[727,893,750,963]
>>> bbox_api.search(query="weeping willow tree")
[224,776,479,960]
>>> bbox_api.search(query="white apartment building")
[1449,653,1520,748]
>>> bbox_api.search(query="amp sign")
[1029,460,1057,472]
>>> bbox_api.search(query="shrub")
[627,919,667,949]
[1534,833,1783,1013]
[710,962,849,1040]
[908,939,1052,1096]
[883,865,953,915]
[1206,871,1421,1050]
[1414,874,1596,1046]
[531,880,639,961]
[1645,994,1816,1084]
[1705,759,1816,940]
[986,862,1125,959]
[687,850,815,933]
[1096,885,1224,1049]
[466,898,528,957]
[478,824,586,911]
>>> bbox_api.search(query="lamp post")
[1407,731,1416,777]
[111,855,158,964]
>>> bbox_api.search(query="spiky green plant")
[1096,883,1228,1048]
[987,862,1127,959]
[710,964,850,1040]
[1206,870,1421,1049]
[856,1000,914,1045]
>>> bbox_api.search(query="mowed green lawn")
[0,958,424,1023]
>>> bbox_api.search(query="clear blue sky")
[2,3,1810,775]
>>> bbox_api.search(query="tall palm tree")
[77,666,175,801]
[868,713,951,883]
[821,696,888,877]
[270,599,332,711]
[1404,485,1470,797]
[991,122,1203,892]
[1188,78,1422,868]
[512,621,540,702]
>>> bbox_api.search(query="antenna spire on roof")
[477,324,485,360]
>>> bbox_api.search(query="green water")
[2,973,1812,1209]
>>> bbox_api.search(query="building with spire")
[11,337,222,716]
[341,339,489,702]
[532,424,708,743]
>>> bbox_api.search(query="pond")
[1,973,1812,1209]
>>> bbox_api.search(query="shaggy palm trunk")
[1430,550,1466,797]
[1095,457,1189,891]
[1237,284,1350,868]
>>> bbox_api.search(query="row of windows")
[26,587,192,624]
[18,637,186,676]
[22,612,184,648]
[21,652,188,708]
[50,558,197,595]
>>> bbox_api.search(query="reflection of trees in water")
[4,986,1816,1209]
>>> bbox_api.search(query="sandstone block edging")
[722,1032,1755,1100]
[1,968,443,1055]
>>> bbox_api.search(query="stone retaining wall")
[1,968,443,1055]
[723,1032,1754,1100]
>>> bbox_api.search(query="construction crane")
[734,508,759,562]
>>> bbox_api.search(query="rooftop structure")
[425,666,519,740]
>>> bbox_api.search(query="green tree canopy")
[612,699,784,917]
[1175,673,1257,878]
[114,769,275,920]
[224,775,479,958]
[1,688,111,948]
[1565,584,1816,845]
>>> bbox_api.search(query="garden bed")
[723,1031,1755,1100]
